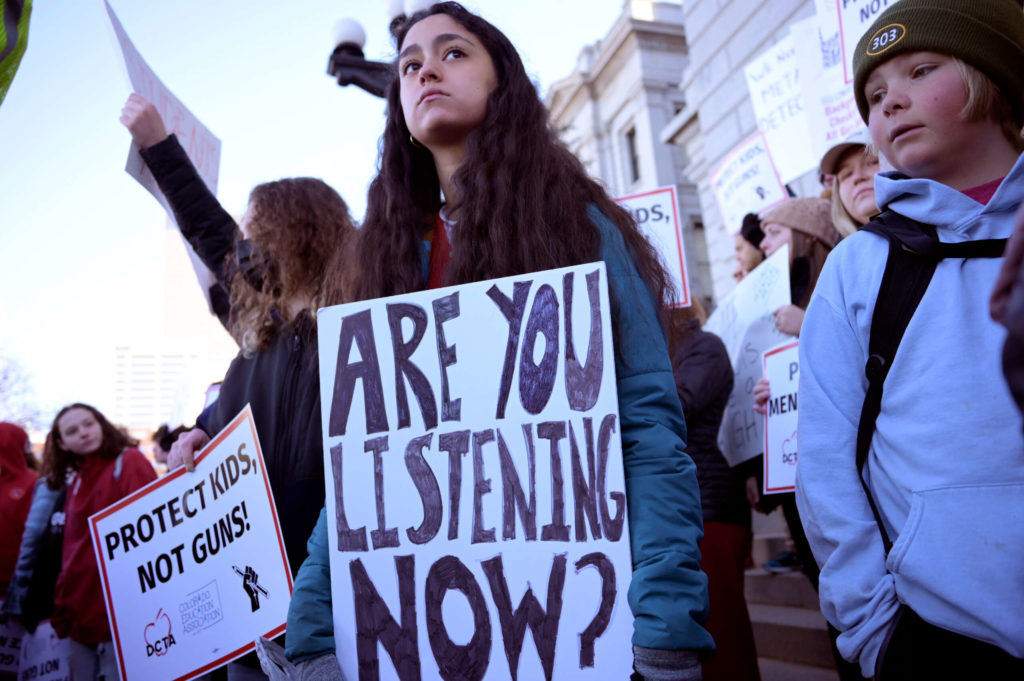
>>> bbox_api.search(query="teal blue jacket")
[286,206,712,660]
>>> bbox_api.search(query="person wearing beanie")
[759,197,839,317]
[734,212,765,281]
[797,0,1024,677]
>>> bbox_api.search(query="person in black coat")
[121,94,355,681]
[669,301,760,681]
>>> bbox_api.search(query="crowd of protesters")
[3,1,1024,680]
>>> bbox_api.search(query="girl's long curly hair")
[43,403,137,490]
[346,2,672,314]
[229,178,356,355]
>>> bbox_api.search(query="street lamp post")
[327,0,434,98]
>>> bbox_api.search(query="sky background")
[0,0,641,426]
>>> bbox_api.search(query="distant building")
[546,0,714,306]
[660,0,821,302]
[111,221,238,435]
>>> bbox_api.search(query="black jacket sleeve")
[140,134,237,328]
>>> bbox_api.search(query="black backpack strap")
[855,211,1007,555]
[856,213,938,553]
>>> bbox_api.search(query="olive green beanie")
[852,0,1024,126]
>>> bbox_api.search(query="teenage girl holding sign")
[286,4,711,679]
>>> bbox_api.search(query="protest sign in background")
[0,614,23,679]
[835,0,905,85]
[762,341,800,494]
[103,0,222,311]
[615,185,691,307]
[318,263,633,680]
[710,133,788,235]
[793,11,864,165]
[90,406,291,681]
[744,34,816,184]
[705,246,792,466]
[17,621,69,681]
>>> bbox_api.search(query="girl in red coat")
[0,422,37,593]
[44,404,156,681]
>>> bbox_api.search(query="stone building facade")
[546,0,715,305]
[661,0,821,302]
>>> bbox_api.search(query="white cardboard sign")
[17,621,70,681]
[0,614,23,675]
[103,0,223,311]
[793,12,864,164]
[317,263,634,680]
[704,246,793,466]
[762,341,800,494]
[615,186,691,307]
[835,0,905,85]
[710,133,788,234]
[89,407,291,681]
[744,34,817,184]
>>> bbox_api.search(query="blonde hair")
[830,182,860,238]
[829,145,880,237]
[953,58,1024,153]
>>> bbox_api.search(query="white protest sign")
[793,12,863,164]
[17,621,70,681]
[0,614,23,676]
[103,0,223,311]
[89,406,291,681]
[835,0,904,85]
[705,246,792,466]
[318,263,633,680]
[616,186,691,306]
[762,341,800,494]
[744,34,816,184]
[710,133,788,234]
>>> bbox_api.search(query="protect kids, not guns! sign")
[763,341,800,494]
[89,406,291,681]
[317,263,634,680]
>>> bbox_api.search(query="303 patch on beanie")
[852,0,1024,126]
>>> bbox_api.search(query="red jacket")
[51,448,156,644]
[0,423,37,584]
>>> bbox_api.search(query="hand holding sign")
[121,93,170,150]
[169,428,211,473]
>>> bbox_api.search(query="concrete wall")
[662,0,821,305]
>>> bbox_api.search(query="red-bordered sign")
[615,185,692,307]
[763,340,800,494]
[90,406,291,681]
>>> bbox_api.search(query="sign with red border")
[763,341,800,494]
[709,132,788,235]
[616,185,692,307]
[89,406,291,680]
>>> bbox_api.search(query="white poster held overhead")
[710,133,788,235]
[835,0,905,85]
[103,0,223,311]
[705,246,793,467]
[0,614,23,676]
[17,621,70,681]
[793,11,863,164]
[744,34,817,184]
[318,263,634,680]
[89,406,291,681]
[616,186,691,306]
[762,341,800,494]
